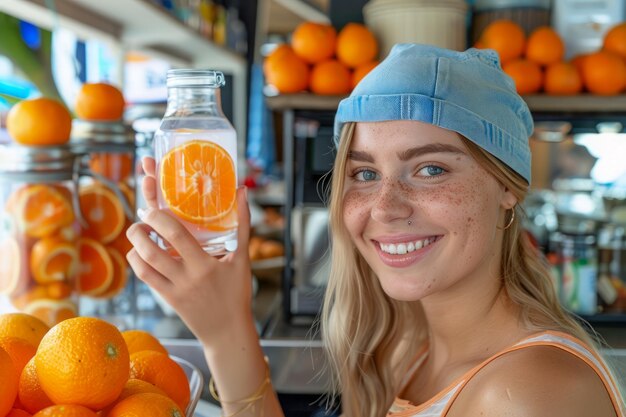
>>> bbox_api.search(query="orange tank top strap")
[439,330,625,417]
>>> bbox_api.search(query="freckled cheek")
[343,190,373,229]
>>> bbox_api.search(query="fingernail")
[137,208,148,221]
[243,186,248,202]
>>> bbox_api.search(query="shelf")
[266,93,626,113]
[0,0,246,73]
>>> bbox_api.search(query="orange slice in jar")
[89,153,134,182]
[30,236,78,285]
[0,237,22,295]
[12,185,75,238]
[96,247,128,299]
[77,238,114,296]
[79,183,126,244]
[23,298,77,327]
[159,140,237,225]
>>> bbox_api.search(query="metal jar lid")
[70,119,136,154]
[0,144,76,182]
[474,0,551,11]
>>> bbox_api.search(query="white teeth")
[379,237,436,255]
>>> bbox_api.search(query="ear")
[500,187,518,210]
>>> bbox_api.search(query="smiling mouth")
[378,237,439,255]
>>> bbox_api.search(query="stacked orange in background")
[0,313,191,417]
[2,97,79,327]
[263,21,380,95]
[73,83,133,302]
[475,19,626,96]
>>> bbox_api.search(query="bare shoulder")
[447,345,618,417]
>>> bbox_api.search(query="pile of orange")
[476,20,626,96]
[263,21,380,95]
[0,313,190,417]
[2,184,79,328]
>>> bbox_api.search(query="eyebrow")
[348,143,466,163]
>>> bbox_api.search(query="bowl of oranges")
[0,313,204,417]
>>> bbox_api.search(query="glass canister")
[154,69,238,256]
[70,120,137,329]
[0,145,80,327]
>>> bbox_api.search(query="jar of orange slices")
[0,144,81,327]
[70,119,137,329]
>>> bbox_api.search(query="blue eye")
[354,169,379,182]
[418,165,445,177]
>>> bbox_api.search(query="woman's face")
[342,120,516,302]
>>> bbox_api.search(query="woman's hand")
[126,157,253,348]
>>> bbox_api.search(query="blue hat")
[333,43,533,183]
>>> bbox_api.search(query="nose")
[370,178,413,224]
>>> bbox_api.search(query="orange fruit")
[109,225,133,257]
[351,60,379,89]
[129,350,190,410]
[544,61,583,95]
[581,50,626,95]
[107,393,184,417]
[291,22,337,64]
[99,379,168,415]
[160,140,237,226]
[503,58,543,94]
[18,357,54,414]
[23,299,77,328]
[0,313,49,347]
[603,22,626,60]
[35,317,130,409]
[121,329,168,355]
[264,45,310,93]
[0,345,19,417]
[6,98,72,146]
[75,83,125,121]
[7,409,32,417]
[97,248,128,299]
[29,236,78,285]
[525,26,565,66]
[79,184,126,244]
[32,404,98,417]
[336,23,378,68]
[479,19,526,64]
[310,59,352,95]
[88,153,134,182]
[77,238,114,296]
[0,336,37,376]
[12,185,75,238]
[0,237,22,296]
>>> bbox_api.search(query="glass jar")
[557,232,598,315]
[0,144,80,327]
[70,120,137,329]
[154,69,238,256]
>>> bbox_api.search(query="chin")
[378,278,433,302]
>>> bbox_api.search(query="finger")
[142,156,155,177]
[126,248,173,295]
[141,174,159,210]
[126,221,182,278]
[138,208,209,268]
[233,186,252,257]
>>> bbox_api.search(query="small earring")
[408,220,412,226]
[497,207,516,230]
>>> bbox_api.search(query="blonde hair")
[321,122,614,417]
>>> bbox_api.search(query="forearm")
[204,317,285,417]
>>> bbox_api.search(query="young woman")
[126,44,625,417]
